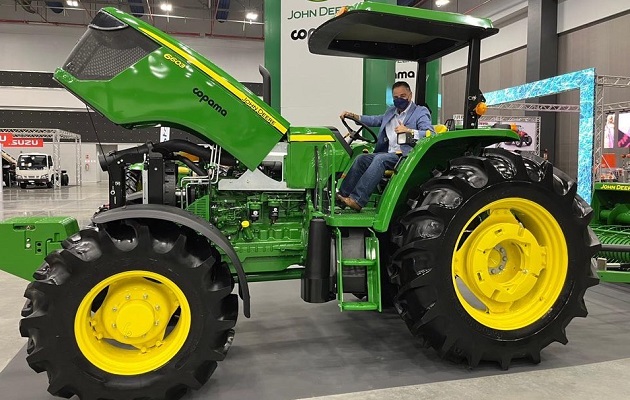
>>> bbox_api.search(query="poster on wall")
[280,1,363,127]
[480,120,538,152]
[604,113,615,149]
[617,112,630,148]
[395,61,417,94]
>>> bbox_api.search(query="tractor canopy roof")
[308,1,498,63]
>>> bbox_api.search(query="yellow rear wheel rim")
[74,270,191,375]
[452,198,568,331]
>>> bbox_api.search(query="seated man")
[337,81,433,211]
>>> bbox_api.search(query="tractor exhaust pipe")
[301,218,335,303]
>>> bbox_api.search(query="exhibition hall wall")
[442,1,630,179]
[2,0,630,181]
[0,21,264,144]
[556,12,630,179]
[3,142,143,183]
[7,143,100,184]
[0,23,264,111]
[441,48,527,122]
[278,0,363,127]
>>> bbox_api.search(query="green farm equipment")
[10,3,599,400]
[590,182,630,283]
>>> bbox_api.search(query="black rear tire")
[19,182,27,189]
[388,149,599,368]
[20,219,238,400]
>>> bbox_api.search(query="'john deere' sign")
[599,183,630,191]
[287,6,344,20]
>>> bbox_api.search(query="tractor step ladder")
[334,227,382,312]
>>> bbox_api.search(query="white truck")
[16,152,68,188]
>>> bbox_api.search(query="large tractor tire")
[20,219,238,400]
[388,149,599,368]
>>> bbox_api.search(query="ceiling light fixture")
[435,0,450,7]
[65,0,79,7]
[245,12,258,21]
[160,3,173,12]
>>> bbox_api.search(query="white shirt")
[385,103,417,153]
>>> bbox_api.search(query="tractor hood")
[55,8,289,170]
[309,1,498,62]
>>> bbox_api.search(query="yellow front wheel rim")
[452,198,568,331]
[74,271,191,375]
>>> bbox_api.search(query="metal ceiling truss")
[487,102,579,112]
[596,75,630,88]
[4,0,263,28]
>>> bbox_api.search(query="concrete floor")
[1,182,630,400]
[0,183,107,371]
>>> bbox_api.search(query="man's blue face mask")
[393,97,410,110]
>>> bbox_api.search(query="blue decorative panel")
[485,68,596,201]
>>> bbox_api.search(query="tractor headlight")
[16,175,23,179]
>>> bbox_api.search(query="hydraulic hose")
[99,143,152,171]
[99,139,237,172]
[152,139,213,161]
[173,154,207,177]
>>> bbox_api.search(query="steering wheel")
[341,115,378,144]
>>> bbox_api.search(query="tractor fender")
[92,204,251,318]
[373,129,518,232]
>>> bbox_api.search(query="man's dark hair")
[392,81,411,91]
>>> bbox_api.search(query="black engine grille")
[63,18,159,81]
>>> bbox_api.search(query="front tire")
[389,149,599,368]
[20,219,238,400]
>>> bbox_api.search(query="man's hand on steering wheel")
[339,112,378,144]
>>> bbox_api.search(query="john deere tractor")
[16,3,599,400]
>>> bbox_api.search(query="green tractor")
[17,3,599,400]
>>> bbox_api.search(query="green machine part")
[591,225,630,263]
[187,190,309,282]
[591,182,630,225]
[590,182,630,262]
[54,8,289,171]
[0,216,79,281]
[590,182,630,282]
